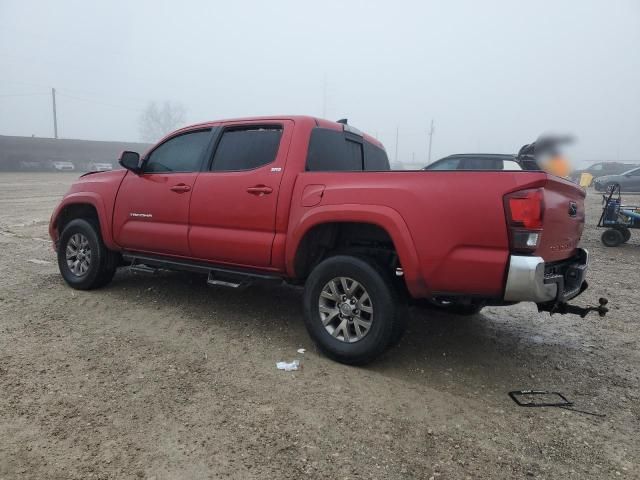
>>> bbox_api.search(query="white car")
[87,162,113,172]
[51,161,75,172]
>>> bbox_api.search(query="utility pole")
[394,126,399,164]
[51,87,58,139]
[427,119,435,164]
[322,76,327,118]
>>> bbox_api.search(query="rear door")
[112,129,212,256]
[188,121,293,267]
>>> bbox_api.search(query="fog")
[1,0,639,166]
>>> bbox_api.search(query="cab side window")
[211,126,283,171]
[143,130,211,173]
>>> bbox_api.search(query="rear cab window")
[306,128,389,172]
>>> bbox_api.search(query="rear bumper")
[504,248,588,303]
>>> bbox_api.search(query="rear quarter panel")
[287,170,551,298]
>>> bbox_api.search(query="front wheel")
[303,255,405,365]
[57,218,117,290]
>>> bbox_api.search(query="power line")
[55,92,145,113]
[0,92,49,98]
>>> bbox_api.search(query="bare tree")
[139,101,186,142]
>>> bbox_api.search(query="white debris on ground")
[276,360,300,371]
[27,259,51,265]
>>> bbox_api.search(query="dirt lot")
[0,172,638,479]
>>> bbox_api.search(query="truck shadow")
[102,269,591,394]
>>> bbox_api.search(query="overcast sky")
[1,0,639,165]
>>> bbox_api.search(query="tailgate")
[536,175,586,262]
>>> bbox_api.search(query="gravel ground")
[0,172,638,479]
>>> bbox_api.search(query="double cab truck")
[49,116,599,364]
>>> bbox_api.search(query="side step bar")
[207,272,243,288]
[123,252,282,288]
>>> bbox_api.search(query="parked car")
[50,161,75,172]
[49,116,592,365]
[87,162,113,172]
[18,160,43,171]
[571,162,638,182]
[593,166,640,192]
[424,154,526,171]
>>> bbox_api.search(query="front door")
[188,121,293,268]
[112,129,213,256]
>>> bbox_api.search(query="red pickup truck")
[50,116,594,364]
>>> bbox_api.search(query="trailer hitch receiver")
[538,297,609,318]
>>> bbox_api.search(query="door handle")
[170,184,191,193]
[246,185,273,195]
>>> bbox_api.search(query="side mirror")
[118,151,141,173]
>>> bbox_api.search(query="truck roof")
[172,115,385,150]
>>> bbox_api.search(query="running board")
[122,252,282,288]
[129,263,158,275]
[207,272,243,288]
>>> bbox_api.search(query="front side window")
[143,130,211,173]
[211,126,282,171]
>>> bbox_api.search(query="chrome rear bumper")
[504,248,588,303]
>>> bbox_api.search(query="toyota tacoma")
[49,116,599,364]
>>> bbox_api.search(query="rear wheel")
[57,218,118,289]
[601,228,624,247]
[303,255,405,365]
[613,226,632,243]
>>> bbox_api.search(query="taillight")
[504,188,544,253]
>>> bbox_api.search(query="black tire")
[57,218,117,290]
[601,228,624,247]
[613,226,632,243]
[303,255,405,365]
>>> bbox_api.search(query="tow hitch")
[538,297,609,318]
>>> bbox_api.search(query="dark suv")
[423,154,534,171]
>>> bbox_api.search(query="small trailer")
[598,184,640,246]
